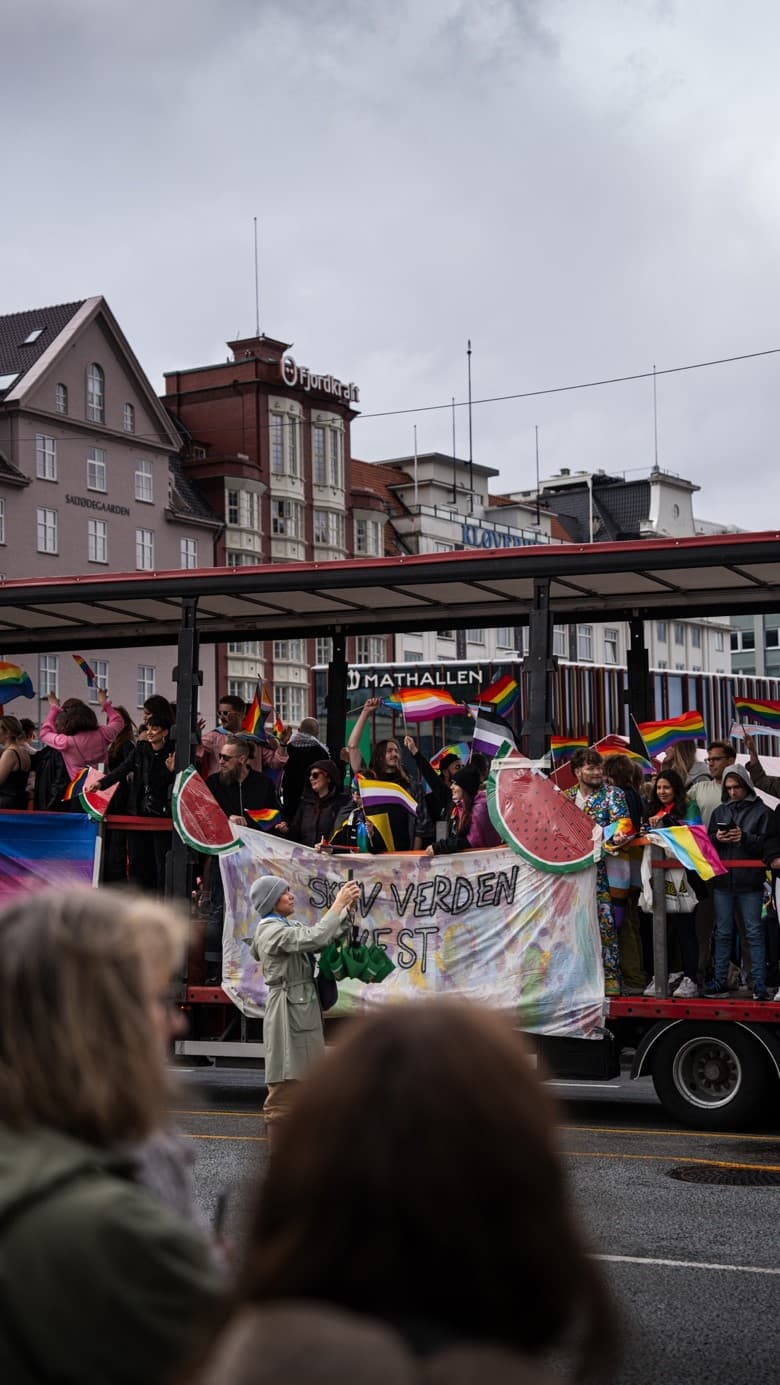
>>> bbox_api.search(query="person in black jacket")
[764,806,780,1000]
[706,763,772,1000]
[402,735,462,836]
[98,718,174,894]
[284,760,350,848]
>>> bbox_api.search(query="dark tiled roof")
[0,448,29,486]
[168,456,222,527]
[0,301,85,396]
[542,478,652,542]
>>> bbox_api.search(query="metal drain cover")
[668,1164,780,1187]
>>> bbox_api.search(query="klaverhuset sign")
[280,355,359,403]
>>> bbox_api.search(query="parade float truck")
[173,762,780,1132]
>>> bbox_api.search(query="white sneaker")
[643,977,656,995]
[774,987,780,1002]
[643,973,683,996]
[674,977,699,998]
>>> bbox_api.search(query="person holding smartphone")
[705,764,772,1000]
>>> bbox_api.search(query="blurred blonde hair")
[0,887,187,1146]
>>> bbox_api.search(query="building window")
[466,628,485,644]
[137,665,155,707]
[226,489,239,524]
[270,416,284,475]
[55,383,68,414]
[355,518,382,556]
[313,509,344,547]
[553,625,568,658]
[226,550,255,567]
[180,537,198,568]
[690,626,702,649]
[35,434,56,481]
[316,637,333,665]
[674,662,685,671]
[313,426,326,485]
[135,459,153,502]
[657,659,668,669]
[87,446,106,491]
[227,640,260,656]
[276,685,306,725]
[604,628,619,665]
[234,491,260,530]
[86,363,105,423]
[656,621,668,643]
[328,430,343,488]
[123,402,135,433]
[577,625,593,661]
[273,639,304,661]
[88,659,109,704]
[0,498,5,545]
[270,414,300,476]
[433,540,452,552]
[715,630,725,651]
[355,636,386,665]
[766,629,780,649]
[271,498,303,538]
[228,679,255,702]
[38,655,58,697]
[673,622,685,646]
[135,528,154,569]
[494,627,514,647]
[88,518,108,563]
[36,507,57,553]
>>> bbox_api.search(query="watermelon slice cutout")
[79,767,120,822]
[172,767,244,855]
[487,753,598,874]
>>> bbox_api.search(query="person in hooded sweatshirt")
[706,763,772,1000]
[284,759,350,847]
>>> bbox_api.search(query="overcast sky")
[4,0,780,528]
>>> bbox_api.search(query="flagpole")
[629,711,652,760]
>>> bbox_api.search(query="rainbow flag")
[72,654,96,687]
[382,687,465,722]
[636,711,705,757]
[355,774,418,816]
[594,735,654,774]
[733,696,780,730]
[604,816,635,844]
[648,824,727,881]
[429,741,470,771]
[477,674,519,717]
[550,736,588,762]
[62,768,89,802]
[245,807,281,830]
[0,661,34,702]
[241,681,268,740]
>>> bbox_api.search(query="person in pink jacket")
[40,689,123,782]
[427,765,501,854]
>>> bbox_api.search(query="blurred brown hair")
[59,698,98,734]
[0,887,186,1146]
[602,753,641,791]
[234,1001,616,1375]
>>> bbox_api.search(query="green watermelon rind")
[172,767,244,856]
[487,763,595,875]
[79,771,119,823]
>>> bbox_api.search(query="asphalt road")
[174,1067,780,1384]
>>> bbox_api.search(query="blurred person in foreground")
[0,888,221,1385]
[189,1000,616,1385]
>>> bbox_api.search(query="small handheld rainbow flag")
[0,661,35,702]
[62,768,89,802]
[594,735,654,774]
[636,711,705,757]
[382,687,465,722]
[355,774,418,816]
[241,681,268,741]
[244,807,281,830]
[604,816,635,845]
[429,741,470,771]
[72,654,96,687]
[733,696,780,731]
[476,673,519,717]
[550,736,589,762]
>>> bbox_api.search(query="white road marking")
[595,1254,780,1276]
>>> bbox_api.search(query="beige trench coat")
[250,903,349,1083]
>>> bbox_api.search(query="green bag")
[343,943,370,980]
[318,940,347,981]
[364,943,395,983]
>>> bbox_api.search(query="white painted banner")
[220,835,605,1039]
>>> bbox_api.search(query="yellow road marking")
[173,1109,264,1118]
[180,1131,269,1143]
[560,1124,780,1143]
[565,1150,780,1172]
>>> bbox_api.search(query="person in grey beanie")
[249,875,360,1140]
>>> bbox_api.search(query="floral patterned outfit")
[565,781,629,995]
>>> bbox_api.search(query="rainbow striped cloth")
[476,674,519,717]
[241,681,268,741]
[354,774,418,816]
[382,687,465,722]
[550,736,589,761]
[72,654,96,687]
[636,711,705,757]
[244,807,281,830]
[594,735,654,774]
[429,741,470,771]
[0,661,34,702]
[648,824,727,881]
[733,696,780,731]
[62,768,89,802]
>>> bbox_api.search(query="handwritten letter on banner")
[220,836,605,1040]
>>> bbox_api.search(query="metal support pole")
[626,616,653,754]
[167,597,202,903]
[651,856,669,996]
[521,578,556,760]
[325,630,348,761]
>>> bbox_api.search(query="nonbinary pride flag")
[355,775,418,816]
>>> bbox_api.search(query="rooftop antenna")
[534,425,541,526]
[451,395,457,504]
[254,216,260,338]
[652,362,659,472]
[413,424,419,509]
[467,339,474,504]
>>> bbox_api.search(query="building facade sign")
[346,663,496,698]
[280,355,359,403]
[65,494,131,516]
[461,523,536,550]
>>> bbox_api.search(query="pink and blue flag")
[0,812,97,901]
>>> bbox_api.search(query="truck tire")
[650,1022,771,1130]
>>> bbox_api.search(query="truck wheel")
[651,1023,771,1130]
